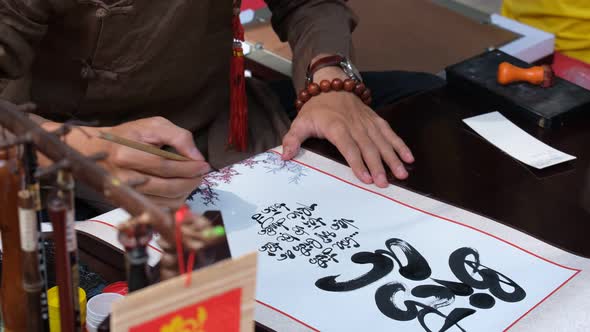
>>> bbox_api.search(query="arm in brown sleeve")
[1,0,44,79]
[0,0,71,79]
[0,0,72,124]
[265,0,358,90]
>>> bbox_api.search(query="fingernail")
[282,147,291,160]
[395,166,408,179]
[376,173,388,187]
[362,171,372,183]
[198,164,212,175]
[189,147,204,160]
[404,151,415,163]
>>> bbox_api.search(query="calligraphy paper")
[186,148,581,332]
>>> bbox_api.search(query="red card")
[129,288,242,332]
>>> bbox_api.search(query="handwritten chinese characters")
[256,203,360,269]
[315,238,526,331]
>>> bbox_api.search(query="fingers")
[282,118,313,160]
[325,116,411,186]
[115,169,202,200]
[324,123,373,184]
[139,176,202,199]
[350,127,389,187]
[143,194,187,210]
[285,92,414,186]
[106,117,210,178]
[138,116,204,160]
[376,118,414,164]
[110,147,211,178]
[367,122,408,180]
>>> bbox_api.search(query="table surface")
[75,85,589,331]
[305,86,590,258]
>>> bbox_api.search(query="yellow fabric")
[502,0,590,63]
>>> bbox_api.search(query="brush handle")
[57,170,82,331]
[0,151,28,331]
[23,142,50,332]
[48,195,76,332]
[19,190,45,332]
[99,132,190,161]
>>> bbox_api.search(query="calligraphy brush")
[18,189,45,332]
[0,150,28,330]
[23,141,50,331]
[48,169,83,332]
[98,132,192,161]
[48,193,76,332]
[57,169,82,331]
[98,131,219,171]
[98,131,219,199]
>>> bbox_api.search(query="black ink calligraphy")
[331,218,359,230]
[316,238,526,331]
[253,202,362,267]
[259,242,283,257]
[309,248,339,268]
[332,232,360,250]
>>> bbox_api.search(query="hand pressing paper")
[463,111,576,169]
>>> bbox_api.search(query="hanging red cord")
[174,205,196,286]
[228,2,248,152]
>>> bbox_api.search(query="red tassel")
[229,12,248,152]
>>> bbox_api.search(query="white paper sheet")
[463,112,576,169]
[183,148,582,332]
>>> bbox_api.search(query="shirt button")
[96,8,108,18]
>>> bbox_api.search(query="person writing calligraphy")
[0,0,442,217]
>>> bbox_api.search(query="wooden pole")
[47,192,75,332]
[0,150,27,331]
[18,189,44,332]
[22,141,50,331]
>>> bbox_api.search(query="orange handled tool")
[497,62,554,88]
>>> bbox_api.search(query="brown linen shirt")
[0,0,357,168]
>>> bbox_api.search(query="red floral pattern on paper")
[190,152,307,206]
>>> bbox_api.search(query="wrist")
[312,66,348,83]
[307,53,362,85]
[295,77,372,111]
[296,54,370,111]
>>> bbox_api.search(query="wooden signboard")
[111,253,257,331]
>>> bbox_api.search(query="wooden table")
[305,86,590,258]
[77,85,590,331]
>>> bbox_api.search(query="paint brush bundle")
[0,99,233,332]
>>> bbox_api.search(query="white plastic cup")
[86,319,99,332]
[85,293,123,332]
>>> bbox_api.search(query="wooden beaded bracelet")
[295,78,372,111]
